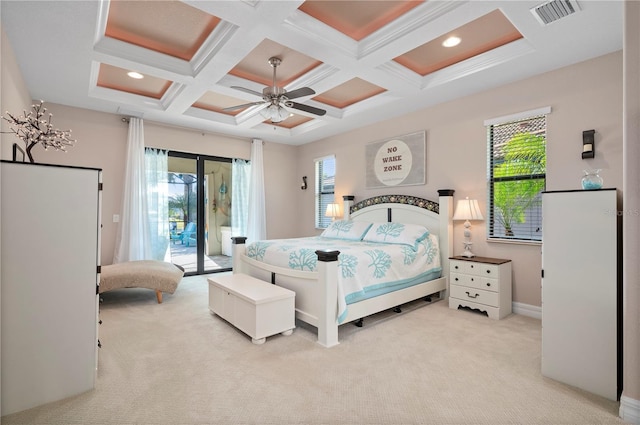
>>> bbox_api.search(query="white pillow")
[363,222,430,251]
[320,220,372,241]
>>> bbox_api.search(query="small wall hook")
[301,176,308,190]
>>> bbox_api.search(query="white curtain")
[114,118,150,263]
[232,158,250,238]
[145,148,169,261]
[246,139,266,242]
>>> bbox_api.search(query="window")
[315,155,335,229]
[486,107,549,242]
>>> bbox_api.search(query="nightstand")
[449,256,512,319]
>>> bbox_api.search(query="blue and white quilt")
[245,234,442,323]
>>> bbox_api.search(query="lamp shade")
[260,104,289,123]
[452,197,484,221]
[325,203,340,218]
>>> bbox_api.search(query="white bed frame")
[232,190,454,347]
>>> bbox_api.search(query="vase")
[581,169,603,190]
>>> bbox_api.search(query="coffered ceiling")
[1,1,622,145]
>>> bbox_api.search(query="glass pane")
[204,159,233,272]
[492,179,544,240]
[168,157,198,273]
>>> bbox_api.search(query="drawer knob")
[470,265,475,269]
[455,277,459,281]
[471,278,474,281]
[486,270,491,274]
[454,265,459,269]
[486,283,491,287]
[465,291,479,299]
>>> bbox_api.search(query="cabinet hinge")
[96,284,100,295]
[541,269,544,278]
[97,265,102,273]
[98,182,103,191]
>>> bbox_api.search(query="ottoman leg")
[155,290,163,304]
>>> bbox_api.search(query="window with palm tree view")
[487,111,547,242]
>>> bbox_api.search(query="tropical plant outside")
[492,132,546,237]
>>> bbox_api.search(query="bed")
[231,190,454,347]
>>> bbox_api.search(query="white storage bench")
[208,274,295,344]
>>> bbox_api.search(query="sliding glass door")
[167,152,233,275]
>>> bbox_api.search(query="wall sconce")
[325,203,340,221]
[582,129,595,159]
[452,197,484,257]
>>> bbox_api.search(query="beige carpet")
[1,274,625,425]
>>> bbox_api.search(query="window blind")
[315,156,335,229]
[487,113,547,242]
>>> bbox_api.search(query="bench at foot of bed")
[208,273,295,344]
[99,260,185,303]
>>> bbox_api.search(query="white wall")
[295,51,623,308]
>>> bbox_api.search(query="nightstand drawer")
[450,285,499,308]
[450,260,500,277]
[450,272,499,292]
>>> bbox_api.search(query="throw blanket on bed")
[246,234,442,323]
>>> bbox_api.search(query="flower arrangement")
[2,100,75,162]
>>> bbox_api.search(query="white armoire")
[1,161,102,415]
[541,189,620,401]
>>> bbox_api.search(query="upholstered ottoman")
[100,260,184,303]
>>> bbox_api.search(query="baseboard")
[512,302,541,320]
[620,395,640,424]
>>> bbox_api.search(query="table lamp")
[452,197,484,257]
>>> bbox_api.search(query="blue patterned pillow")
[320,220,372,241]
[363,222,430,251]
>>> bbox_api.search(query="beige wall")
[622,0,640,410]
[29,106,298,265]
[1,27,31,160]
[296,51,623,308]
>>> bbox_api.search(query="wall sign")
[365,131,425,188]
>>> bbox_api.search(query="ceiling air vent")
[530,0,580,26]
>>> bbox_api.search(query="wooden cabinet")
[541,189,620,401]
[449,256,512,319]
[208,274,295,344]
[1,161,102,415]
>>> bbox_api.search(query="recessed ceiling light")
[127,71,144,79]
[442,36,461,47]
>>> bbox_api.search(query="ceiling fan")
[223,57,326,123]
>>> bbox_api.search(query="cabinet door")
[1,162,100,415]
[541,190,618,400]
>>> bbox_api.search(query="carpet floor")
[1,274,625,425]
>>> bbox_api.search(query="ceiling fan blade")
[222,101,265,112]
[285,87,315,100]
[230,86,264,98]
[287,101,326,116]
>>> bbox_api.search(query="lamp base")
[461,250,476,258]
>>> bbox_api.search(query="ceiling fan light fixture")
[261,104,289,123]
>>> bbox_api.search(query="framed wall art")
[365,131,425,189]
[12,143,25,162]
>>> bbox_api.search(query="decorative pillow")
[363,222,430,251]
[320,220,372,241]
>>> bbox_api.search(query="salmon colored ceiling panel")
[394,9,523,76]
[96,63,171,99]
[192,91,256,116]
[105,1,220,61]
[314,78,386,109]
[299,0,424,41]
[228,39,322,88]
